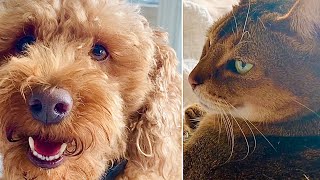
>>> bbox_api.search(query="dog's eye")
[90,44,110,61]
[15,35,36,53]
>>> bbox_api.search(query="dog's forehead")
[0,0,148,45]
[71,0,130,22]
[49,0,122,20]
[1,0,142,29]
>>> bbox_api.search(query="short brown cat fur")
[184,0,320,179]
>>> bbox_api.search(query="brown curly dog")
[0,0,181,179]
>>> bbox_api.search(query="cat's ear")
[273,0,320,42]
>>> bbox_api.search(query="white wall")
[157,0,182,72]
[133,0,182,73]
[0,154,2,178]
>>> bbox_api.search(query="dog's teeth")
[40,155,45,161]
[38,155,59,162]
[28,137,35,151]
[33,150,38,157]
[30,142,66,161]
[36,153,42,160]
[48,156,55,161]
[54,154,60,160]
[37,154,42,159]
[60,143,67,154]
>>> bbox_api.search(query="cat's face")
[189,0,320,123]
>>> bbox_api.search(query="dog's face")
[0,0,154,178]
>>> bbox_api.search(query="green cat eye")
[234,60,253,75]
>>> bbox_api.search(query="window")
[128,0,182,72]
[130,0,159,4]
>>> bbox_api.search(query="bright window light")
[129,0,159,5]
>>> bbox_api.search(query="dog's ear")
[151,30,178,86]
[272,0,320,42]
[129,30,181,178]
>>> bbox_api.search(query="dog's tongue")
[34,137,63,156]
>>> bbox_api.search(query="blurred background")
[129,0,182,73]
[0,154,2,178]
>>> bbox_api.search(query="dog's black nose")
[28,88,73,124]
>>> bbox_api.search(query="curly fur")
[0,0,181,179]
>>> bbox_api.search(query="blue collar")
[101,159,128,180]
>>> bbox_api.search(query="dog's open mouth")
[27,136,67,169]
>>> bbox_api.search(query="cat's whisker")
[223,107,235,148]
[223,101,276,152]
[238,0,253,45]
[219,106,235,163]
[303,174,311,180]
[218,112,223,143]
[293,99,320,118]
[215,105,230,140]
[257,17,266,30]
[242,0,251,34]
[219,111,233,164]
[237,40,253,46]
[239,31,252,45]
[232,9,239,35]
[189,118,201,122]
[224,101,257,154]
[246,118,276,151]
[218,107,231,144]
[228,110,251,161]
[231,26,235,34]
[242,118,276,151]
[220,108,232,146]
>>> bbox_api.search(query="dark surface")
[184,126,320,179]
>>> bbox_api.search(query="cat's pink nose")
[188,72,203,90]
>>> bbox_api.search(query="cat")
[184,0,320,179]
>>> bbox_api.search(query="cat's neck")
[252,113,320,137]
